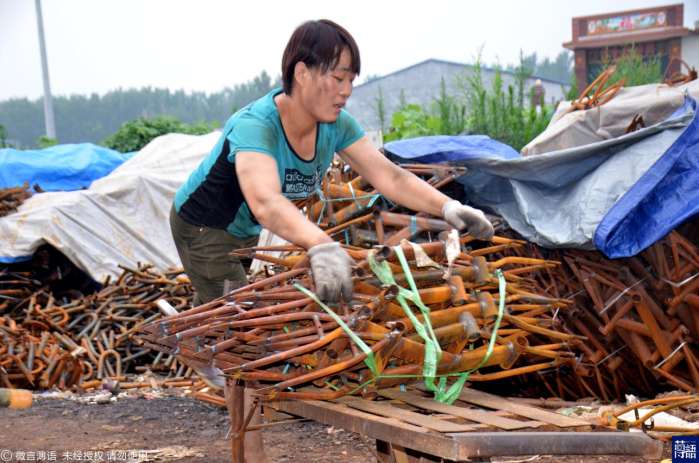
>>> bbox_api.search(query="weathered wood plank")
[379,389,541,430]
[455,388,591,427]
[337,396,477,433]
[268,399,463,460]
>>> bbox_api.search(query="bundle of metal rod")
[0,183,32,218]
[601,393,699,439]
[570,66,624,111]
[139,236,578,402]
[299,161,468,233]
[0,264,195,390]
[495,229,699,401]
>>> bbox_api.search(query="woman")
[169,19,493,461]
[171,19,493,306]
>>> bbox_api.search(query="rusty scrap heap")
[139,163,584,402]
[0,183,32,218]
[504,230,699,401]
[139,236,580,402]
[0,264,195,390]
[3,159,698,403]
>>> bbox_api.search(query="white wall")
[683,34,699,68]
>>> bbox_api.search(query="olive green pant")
[170,206,258,305]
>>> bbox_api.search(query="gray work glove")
[308,242,354,302]
[442,200,494,240]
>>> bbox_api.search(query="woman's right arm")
[236,151,354,301]
[235,151,332,250]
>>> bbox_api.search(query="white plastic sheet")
[0,132,220,282]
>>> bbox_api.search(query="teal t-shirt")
[174,88,365,238]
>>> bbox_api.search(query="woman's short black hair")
[281,19,361,95]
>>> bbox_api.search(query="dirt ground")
[0,391,670,463]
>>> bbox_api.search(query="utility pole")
[35,0,56,139]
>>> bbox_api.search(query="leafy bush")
[384,104,441,142]
[384,79,466,142]
[460,54,552,151]
[102,116,217,152]
[604,47,663,87]
[384,53,552,151]
[36,135,58,148]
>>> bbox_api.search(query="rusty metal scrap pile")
[140,237,579,401]
[505,230,699,401]
[138,163,583,402]
[3,159,698,403]
[0,264,196,391]
[0,183,32,218]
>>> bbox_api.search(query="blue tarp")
[384,135,521,163]
[383,98,698,258]
[595,99,699,257]
[0,143,132,192]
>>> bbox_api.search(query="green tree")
[103,116,216,152]
[0,124,9,148]
[506,50,573,83]
[604,47,662,87]
[36,135,58,148]
[565,73,579,101]
[385,52,553,151]
[434,78,465,135]
[0,70,278,148]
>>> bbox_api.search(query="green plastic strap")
[294,283,379,377]
[368,247,443,397]
[367,245,507,404]
[435,268,507,404]
[314,187,382,225]
[292,250,507,403]
[409,215,418,236]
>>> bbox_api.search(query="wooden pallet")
[267,386,663,462]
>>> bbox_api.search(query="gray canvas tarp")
[455,97,696,250]
[0,132,219,282]
[522,80,699,155]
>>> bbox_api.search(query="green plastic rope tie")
[291,247,506,404]
[368,246,443,398]
[314,187,382,225]
[367,244,507,404]
[294,283,379,377]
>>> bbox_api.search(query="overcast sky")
[1,0,697,101]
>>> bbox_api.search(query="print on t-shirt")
[283,167,323,197]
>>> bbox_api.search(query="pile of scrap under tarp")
[139,158,699,409]
[383,78,699,257]
[0,161,477,400]
[2,77,698,420]
[0,183,32,218]
[494,225,699,401]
